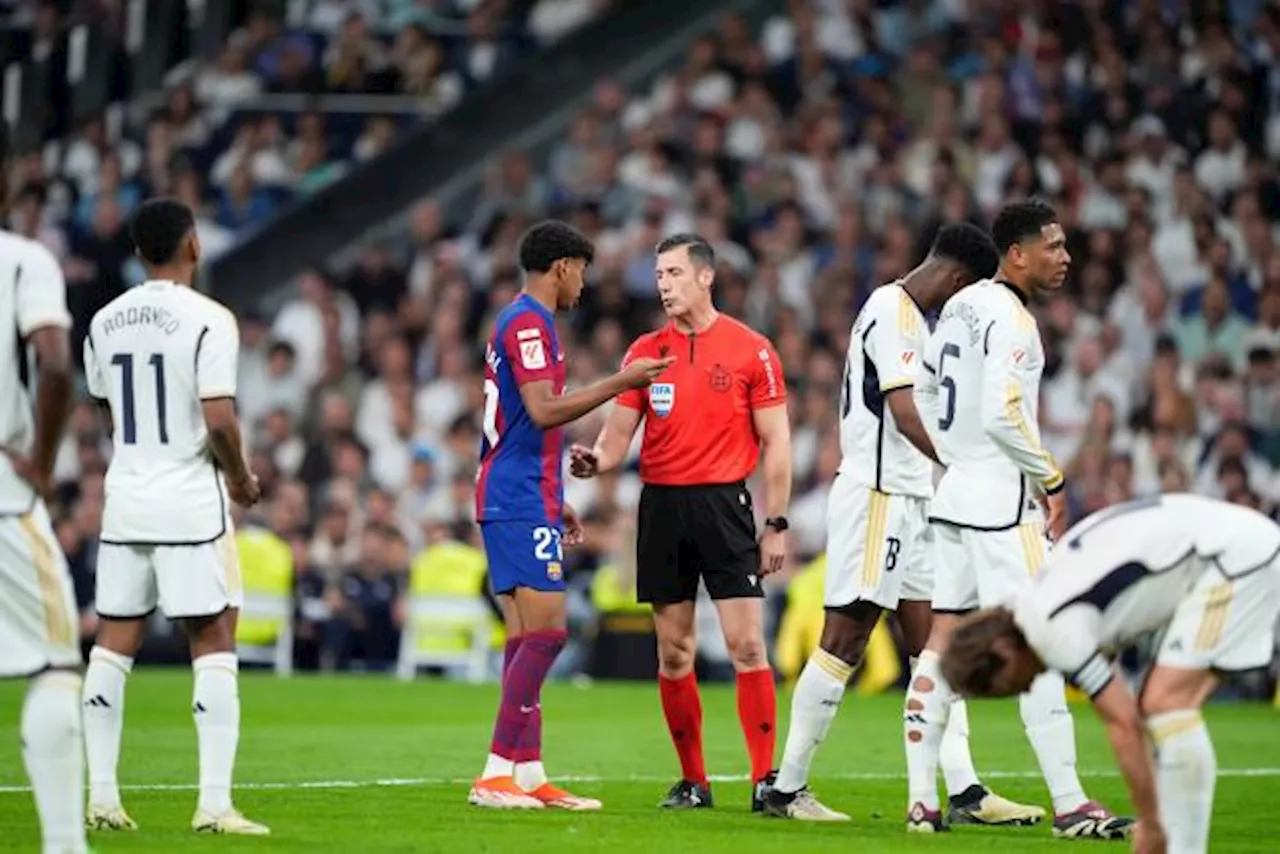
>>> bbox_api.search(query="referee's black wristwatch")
[764,516,789,533]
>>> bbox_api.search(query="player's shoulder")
[625,326,665,356]
[494,297,551,334]
[0,229,60,275]
[175,286,237,330]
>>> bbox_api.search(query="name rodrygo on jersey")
[85,280,239,544]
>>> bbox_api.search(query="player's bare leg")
[183,608,269,835]
[766,602,875,821]
[903,611,960,831]
[83,616,147,831]
[715,596,778,811]
[1139,665,1219,853]
[652,600,712,808]
[897,600,1044,828]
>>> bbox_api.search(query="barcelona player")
[469,220,672,809]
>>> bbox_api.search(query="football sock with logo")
[501,635,549,789]
[83,646,133,808]
[1149,709,1215,853]
[736,668,777,783]
[659,671,707,785]
[904,651,951,811]
[775,648,852,793]
[489,629,566,779]
[192,652,240,815]
[1020,671,1087,814]
[24,670,87,854]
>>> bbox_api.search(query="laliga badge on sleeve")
[649,382,675,416]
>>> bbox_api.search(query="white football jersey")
[837,283,932,497]
[84,280,239,543]
[1012,494,1280,696]
[917,280,1063,529]
[0,232,72,514]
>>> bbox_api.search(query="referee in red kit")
[570,233,792,811]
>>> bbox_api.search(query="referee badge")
[650,382,675,416]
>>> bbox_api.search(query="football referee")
[570,234,791,811]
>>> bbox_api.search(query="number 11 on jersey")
[111,352,169,445]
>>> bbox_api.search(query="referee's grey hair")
[655,233,716,269]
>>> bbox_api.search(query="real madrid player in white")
[80,199,268,835]
[908,200,1131,837]
[764,223,1040,827]
[0,131,89,854]
[942,494,1280,854]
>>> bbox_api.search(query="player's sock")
[23,670,88,854]
[503,636,522,678]
[83,645,133,808]
[491,629,566,774]
[904,651,951,810]
[659,671,707,785]
[940,697,982,797]
[192,652,240,815]
[514,760,547,791]
[1148,709,1215,853]
[1019,671,1087,814]
[736,667,777,783]
[775,649,852,793]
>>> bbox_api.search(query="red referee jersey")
[616,314,787,486]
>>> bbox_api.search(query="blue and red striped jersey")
[475,294,565,524]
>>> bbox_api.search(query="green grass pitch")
[1,672,1276,852]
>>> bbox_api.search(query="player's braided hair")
[930,222,1000,281]
[939,607,1028,697]
[517,220,595,273]
[991,198,1059,253]
[129,198,196,265]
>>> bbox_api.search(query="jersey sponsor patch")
[516,328,548,370]
[900,350,915,366]
[650,382,675,416]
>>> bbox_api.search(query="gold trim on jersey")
[1017,523,1047,577]
[1004,380,1063,488]
[897,289,923,337]
[1193,583,1233,652]
[880,378,914,393]
[861,489,891,589]
[19,513,74,648]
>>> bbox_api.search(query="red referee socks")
[736,668,777,783]
[658,672,707,785]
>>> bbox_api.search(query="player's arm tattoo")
[28,326,74,481]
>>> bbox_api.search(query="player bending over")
[942,493,1280,854]
[764,223,1040,827]
[908,199,1132,837]
[469,220,671,810]
[0,125,89,853]
[81,199,268,835]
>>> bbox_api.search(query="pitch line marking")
[2,767,1279,795]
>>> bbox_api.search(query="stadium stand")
[16,0,1280,689]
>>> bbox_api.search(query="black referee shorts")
[636,482,762,605]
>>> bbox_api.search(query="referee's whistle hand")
[759,529,786,577]
[620,356,676,389]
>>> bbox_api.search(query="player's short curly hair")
[129,198,196,265]
[517,220,595,273]
[930,222,1000,281]
[991,198,1059,253]
[939,607,1027,698]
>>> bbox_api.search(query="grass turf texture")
[1,672,1275,852]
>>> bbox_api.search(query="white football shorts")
[96,529,243,620]
[930,518,1049,613]
[1157,558,1280,673]
[0,502,81,678]
[824,476,931,610]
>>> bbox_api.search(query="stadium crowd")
[14,0,1280,676]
